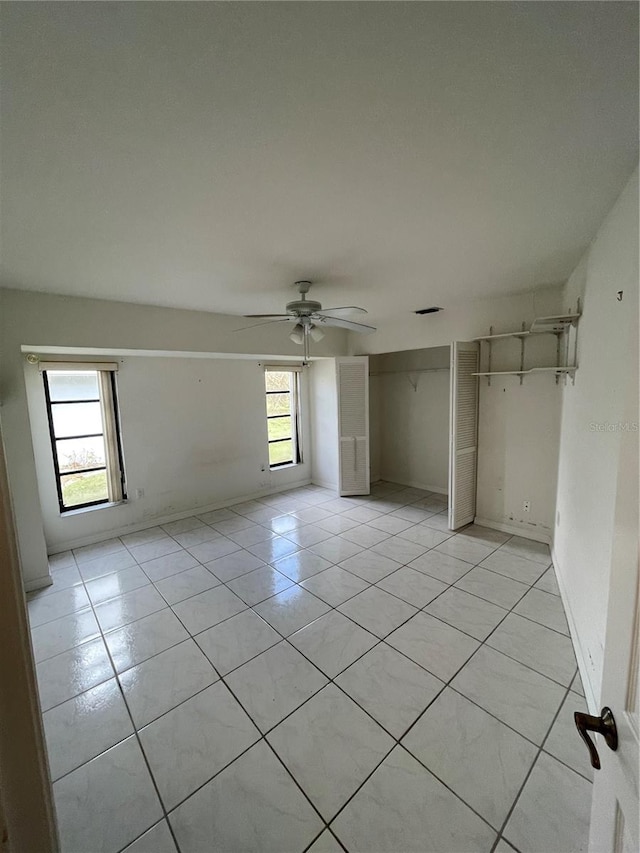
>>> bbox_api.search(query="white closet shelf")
[473,313,580,341]
[530,314,581,333]
[473,330,530,342]
[473,366,577,377]
[474,305,580,385]
[369,367,449,376]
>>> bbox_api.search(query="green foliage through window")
[43,369,125,512]
[265,371,299,467]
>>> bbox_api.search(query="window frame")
[42,368,127,513]
[265,369,302,469]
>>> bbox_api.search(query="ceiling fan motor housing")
[286,281,320,316]
[286,299,322,316]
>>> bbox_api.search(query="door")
[336,357,370,496]
[0,426,59,851]
[448,341,480,530]
[587,356,639,853]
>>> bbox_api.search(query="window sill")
[60,499,127,518]
[269,463,299,472]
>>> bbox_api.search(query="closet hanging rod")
[369,367,450,377]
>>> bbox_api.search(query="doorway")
[369,346,450,513]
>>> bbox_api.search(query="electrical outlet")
[523,500,530,513]
[135,488,145,499]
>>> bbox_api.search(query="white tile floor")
[29,482,592,853]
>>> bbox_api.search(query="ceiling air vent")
[414,307,442,315]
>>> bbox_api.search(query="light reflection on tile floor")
[29,482,592,853]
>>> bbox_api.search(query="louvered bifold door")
[337,357,370,496]
[448,341,480,530]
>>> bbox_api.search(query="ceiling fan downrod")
[303,320,310,363]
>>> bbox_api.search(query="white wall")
[309,359,339,490]
[369,347,450,492]
[354,290,565,537]
[24,356,312,552]
[475,330,564,539]
[553,168,638,709]
[0,288,347,588]
[349,287,565,356]
[369,375,382,483]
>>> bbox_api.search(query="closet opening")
[369,346,451,521]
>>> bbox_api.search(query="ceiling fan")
[236,280,376,360]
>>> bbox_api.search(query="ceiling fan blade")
[233,318,294,332]
[317,306,368,318]
[242,313,290,319]
[317,316,377,334]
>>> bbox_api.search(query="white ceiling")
[1,2,637,323]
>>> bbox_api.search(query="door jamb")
[0,426,58,852]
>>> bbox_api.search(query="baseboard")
[24,574,53,593]
[379,476,448,496]
[48,477,313,555]
[310,477,338,491]
[551,542,597,714]
[474,516,551,545]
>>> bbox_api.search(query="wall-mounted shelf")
[474,330,531,342]
[475,305,580,386]
[369,367,449,376]
[530,314,581,334]
[473,367,577,378]
[473,313,581,342]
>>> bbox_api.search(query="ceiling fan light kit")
[309,325,325,343]
[289,324,305,345]
[238,280,376,361]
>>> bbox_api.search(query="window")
[264,368,302,468]
[42,366,126,512]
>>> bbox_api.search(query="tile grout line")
[188,537,542,840]
[38,484,514,621]
[47,555,486,844]
[35,485,568,852]
[140,644,333,838]
[46,484,466,566]
[488,678,579,853]
[40,530,558,740]
[380,543,579,793]
[44,512,448,642]
[110,538,347,845]
[40,512,556,741]
[106,503,360,849]
[307,573,572,847]
[48,550,185,853]
[42,557,575,814]
[42,554,342,689]
[301,827,348,853]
